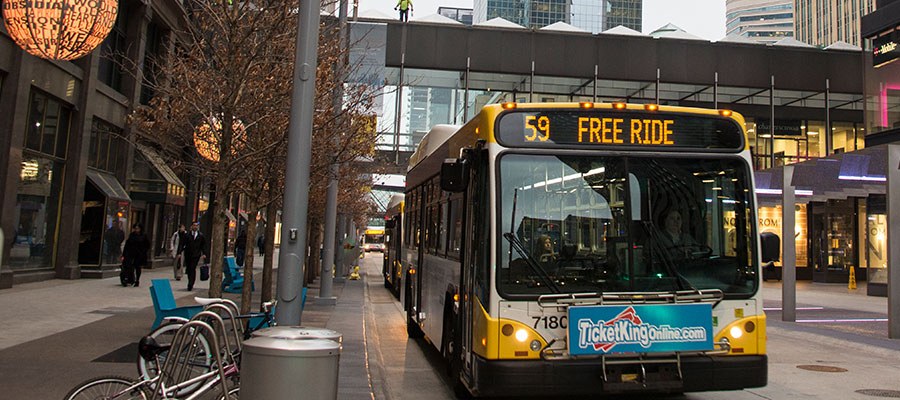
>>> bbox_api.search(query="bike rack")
[148,312,234,400]
[202,302,245,355]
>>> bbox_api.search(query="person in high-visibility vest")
[394,0,413,22]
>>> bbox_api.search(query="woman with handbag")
[170,224,187,280]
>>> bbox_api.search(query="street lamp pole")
[318,0,350,304]
[275,0,323,325]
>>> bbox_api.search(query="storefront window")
[748,118,863,169]
[12,90,71,270]
[755,205,808,268]
[11,157,65,269]
[810,199,858,282]
[867,196,887,286]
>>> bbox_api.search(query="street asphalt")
[3,252,900,399]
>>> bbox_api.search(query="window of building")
[12,90,72,270]
[88,118,126,173]
[98,3,129,92]
[140,22,166,105]
[25,90,71,159]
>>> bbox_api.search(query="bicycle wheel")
[218,387,240,400]
[64,375,147,400]
[137,322,212,397]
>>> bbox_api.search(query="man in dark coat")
[122,223,150,287]
[181,222,208,291]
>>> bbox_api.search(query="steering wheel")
[667,244,713,259]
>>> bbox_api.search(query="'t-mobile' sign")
[568,304,714,355]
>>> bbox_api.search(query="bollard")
[849,266,857,290]
[240,338,340,399]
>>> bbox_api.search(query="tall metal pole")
[782,165,796,322]
[275,0,323,325]
[655,68,660,103]
[825,79,832,156]
[463,57,470,122]
[318,0,349,305]
[714,72,718,109]
[770,75,775,168]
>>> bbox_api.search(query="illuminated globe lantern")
[193,115,247,162]
[2,0,118,61]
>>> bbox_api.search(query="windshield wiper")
[503,233,561,293]
[641,222,697,292]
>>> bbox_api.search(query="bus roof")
[387,193,404,210]
[407,124,461,173]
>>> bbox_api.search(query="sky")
[359,0,727,41]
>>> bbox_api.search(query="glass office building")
[473,0,640,33]
[602,0,642,31]
[796,0,877,46]
[726,0,794,43]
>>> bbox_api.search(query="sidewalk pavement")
[0,250,374,399]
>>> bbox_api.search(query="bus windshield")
[498,153,757,298]
[365,233,384,244]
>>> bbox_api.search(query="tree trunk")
[261,200,277,303]
[207,178,229,298]
[306,220,322,285]
[240,198,258,315]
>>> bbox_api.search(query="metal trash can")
[240,337,341,399]
[250,326,342,343]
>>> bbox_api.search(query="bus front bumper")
[469,354,767,397]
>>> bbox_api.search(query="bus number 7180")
[533,315,568,330]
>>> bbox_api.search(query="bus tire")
[407,311,424,338]
[406,276,424,338]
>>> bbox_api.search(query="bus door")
[460,148,488,375]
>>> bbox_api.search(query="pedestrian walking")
[394,0,412,22]
[104,220,125,265]
[122,224,150,287]
[257,235,265,256]
[235,230,247,266]
[170,224,187,280]
[181,222,208,291]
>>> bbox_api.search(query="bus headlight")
[515,329,528,342]
[530,340,541,351]
[730,326,743,339]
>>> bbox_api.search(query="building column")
[55,52,101,280]
[0,49,34,288]
[887,144,900,338]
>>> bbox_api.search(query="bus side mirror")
[760,232,780,263]
[441,158,468,192]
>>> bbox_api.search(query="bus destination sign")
[496,110,744,151]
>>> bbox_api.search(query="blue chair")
[223,256,254,294]
[149,279,203,329]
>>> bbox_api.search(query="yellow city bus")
[362,228,385,252]
[400,102,767,397]
[383,194,404,299]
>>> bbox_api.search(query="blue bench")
[149,279,204,329]
[223,256,255,294]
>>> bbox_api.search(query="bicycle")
[136,298,275,393]
[65,315,240,400]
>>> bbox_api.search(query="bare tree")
[132,0,385,305]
